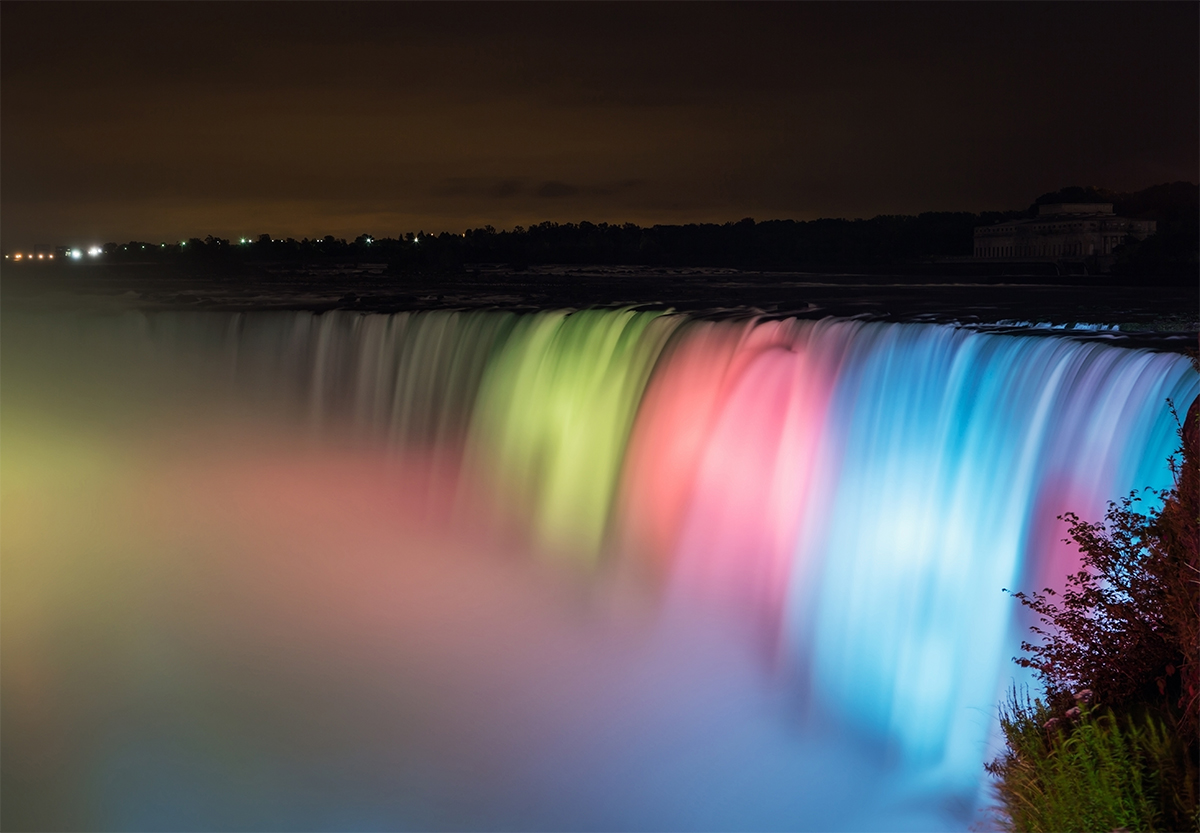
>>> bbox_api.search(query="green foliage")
[987,689,1198,832]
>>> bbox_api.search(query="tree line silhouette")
[89,182,1197,281]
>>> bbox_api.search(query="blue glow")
[784,324,1195,790]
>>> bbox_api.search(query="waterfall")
[4,305,1195,826]
[621,315,1194,789]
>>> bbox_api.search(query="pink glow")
[668,328,843,650]
[615,319,797,576]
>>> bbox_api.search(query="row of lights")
[7,252,54,260]
[7,237,433,260]
[5,246,103,261]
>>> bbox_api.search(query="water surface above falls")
[1,302,1197,830]
[3,262,1197,351]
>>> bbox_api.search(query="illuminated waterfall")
[4,306,1195,827]
[465,308,680,557]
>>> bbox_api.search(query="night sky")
[2,2,1197,248]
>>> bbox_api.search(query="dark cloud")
[1,2,1196,246]
[536,182,580,199]
[440,179,527,200]
[491,181,524,200]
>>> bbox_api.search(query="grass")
[987,687,1198,832]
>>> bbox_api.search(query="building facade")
[973,203,1155,260]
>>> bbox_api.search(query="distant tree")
[1032,185,1119,208]
[1114,182,1199,224]
[1110,182,1199,283]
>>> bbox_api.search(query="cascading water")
[3,306,1195,830]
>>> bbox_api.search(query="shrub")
[1010,394,1198,748]
[990,390,1198,831]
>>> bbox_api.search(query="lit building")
[973,203,1155,261]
